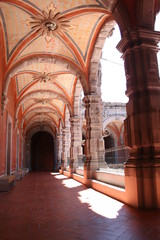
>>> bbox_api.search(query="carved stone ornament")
[103,129,110,137]
[32,72,52,83]
[28,2,72,42]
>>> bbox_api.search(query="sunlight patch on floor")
[62,179,82,188]
[50,172,60,175]
[54,175,68,179]
[78,188,124,219]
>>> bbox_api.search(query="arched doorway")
[30,131,54,171]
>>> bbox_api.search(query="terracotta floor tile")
[0,172,160,240]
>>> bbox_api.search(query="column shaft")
[117,29,160,208]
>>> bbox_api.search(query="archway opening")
[101,24,128,103]
[155,12,160,76]
[30,131,54,171]
[99,24,129,171]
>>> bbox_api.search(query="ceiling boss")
[28,2,71,42]
[32,72,52,83]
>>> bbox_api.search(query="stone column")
[61,126,70,171]
[83,95,104,180]
[69,117,82,176]
[56,131,63,171]
[53,138,57,171]
[21,137,24,170]
[25,137,30,170]
[117,29,160,208]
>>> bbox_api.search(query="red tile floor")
[0,172,160,240]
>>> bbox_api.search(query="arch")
[113,0,156,36]
[88,20,116,95]
[21,105,63,126]
[25,114,58,130]
[103,115,126,129]
[25,121,56,138]
[16,73,74,104]
[112,1,132,35]
[3,54,89,99]
[22,101,63,118]
[21,111,61,134]
[15,90,72,120]
[26,124,56,139]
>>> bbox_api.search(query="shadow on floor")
[0,172,160,240]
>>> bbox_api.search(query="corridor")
[0,172,160,240]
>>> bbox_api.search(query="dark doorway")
[31,131,54,171]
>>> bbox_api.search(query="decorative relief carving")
[32,72,53,83]
[26,2,72,42]
[147,52,158,73]
[103,129,110,137]
[91,106,99,116]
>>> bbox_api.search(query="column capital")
[70,116,81,124]
[117,28,160,55]
[82,95,102,104]
[117,28,160,97]
[56,134,62,141]
[62,127,69,133]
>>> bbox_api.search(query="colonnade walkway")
[0,172,160,240]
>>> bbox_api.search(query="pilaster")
[56,131,63,170]
[61,127,70,170]
[83,95,104,179]
[69,116,82,176]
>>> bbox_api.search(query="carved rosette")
[32,72,52,83]
[27,2,72,42]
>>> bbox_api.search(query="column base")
[84,163,91,187]
[69,163,73,178]
[125,160,160,209]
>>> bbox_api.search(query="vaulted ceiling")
[0,0,116,136]
[0,0,157,136]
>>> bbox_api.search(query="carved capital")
[117,29,160,55]
[70,116,81,126]
[117,29,160,95]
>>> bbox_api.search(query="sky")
[100,24,128,103]
[101,15,160,103]
[155,13,160,73]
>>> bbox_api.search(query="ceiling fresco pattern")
[0,0,113,135]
